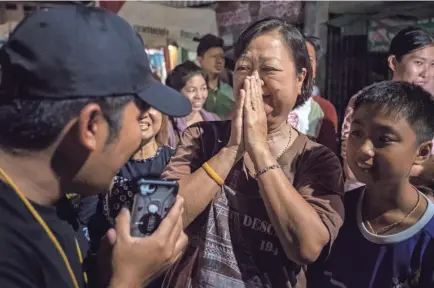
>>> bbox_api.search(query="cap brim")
[136,79,191,117]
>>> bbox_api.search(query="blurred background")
[1,0,433,130]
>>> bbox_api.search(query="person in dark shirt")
[0,6,191,288]
[89,108,174,288]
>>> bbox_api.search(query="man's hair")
[197,34,224,57]
[0,95,134,152]
[353,81,434,145]
[304,35,322,61]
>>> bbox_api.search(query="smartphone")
[130,178,179,237]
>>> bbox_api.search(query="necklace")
[245,126,293,178]
[275,127,293,160]
[365,189,421,235]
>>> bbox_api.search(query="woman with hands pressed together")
[162,18,344,288]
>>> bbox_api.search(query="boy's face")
[347,104,431,186]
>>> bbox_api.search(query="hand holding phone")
[109,196,188,288]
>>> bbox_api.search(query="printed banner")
[117,2,218,51]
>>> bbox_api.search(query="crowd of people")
[0,4,433,288]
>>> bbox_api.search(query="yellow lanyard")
[0,169,88,288]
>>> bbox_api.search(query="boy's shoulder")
[342,186,434,236]
[422,198,434,239]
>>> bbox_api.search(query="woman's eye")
[236,65,250,71]
[379,135,395,143]
[415,60,423,66]
[262,66,277,72]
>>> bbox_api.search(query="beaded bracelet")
[254,164,281,179]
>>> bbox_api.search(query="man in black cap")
[197,34,234,119]
[0,5,190,288]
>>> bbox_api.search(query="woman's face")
[234,32,306,130]
[138,107,163,144]
[181,74,208,113]
[390,45,434,95]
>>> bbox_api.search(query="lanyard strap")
[0,168,85,288]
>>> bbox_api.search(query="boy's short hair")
[304,35,322,61]
[353,81,434,145]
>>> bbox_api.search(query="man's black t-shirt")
[0,181,86,288]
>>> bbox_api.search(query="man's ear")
[414,140,433,165]
[388,55,397,72]
[197,56,203,66]
[77,103,105,151]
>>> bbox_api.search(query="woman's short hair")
[234,17,313,109]
[389,26,434,62]
[165,61,206,92]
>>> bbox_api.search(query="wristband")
[202,162,225,186]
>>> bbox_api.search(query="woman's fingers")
[243,73,265,119]
[243,76,252,112]
[234,88,245,121]
[251,75,259,112]
[253,71,262,112]
[254,71,264,111]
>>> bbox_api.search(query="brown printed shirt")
[162,121,344,288]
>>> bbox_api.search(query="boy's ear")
[414,141,433,165]
[388,55,397,72]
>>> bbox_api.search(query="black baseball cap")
[0,6,191,117]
